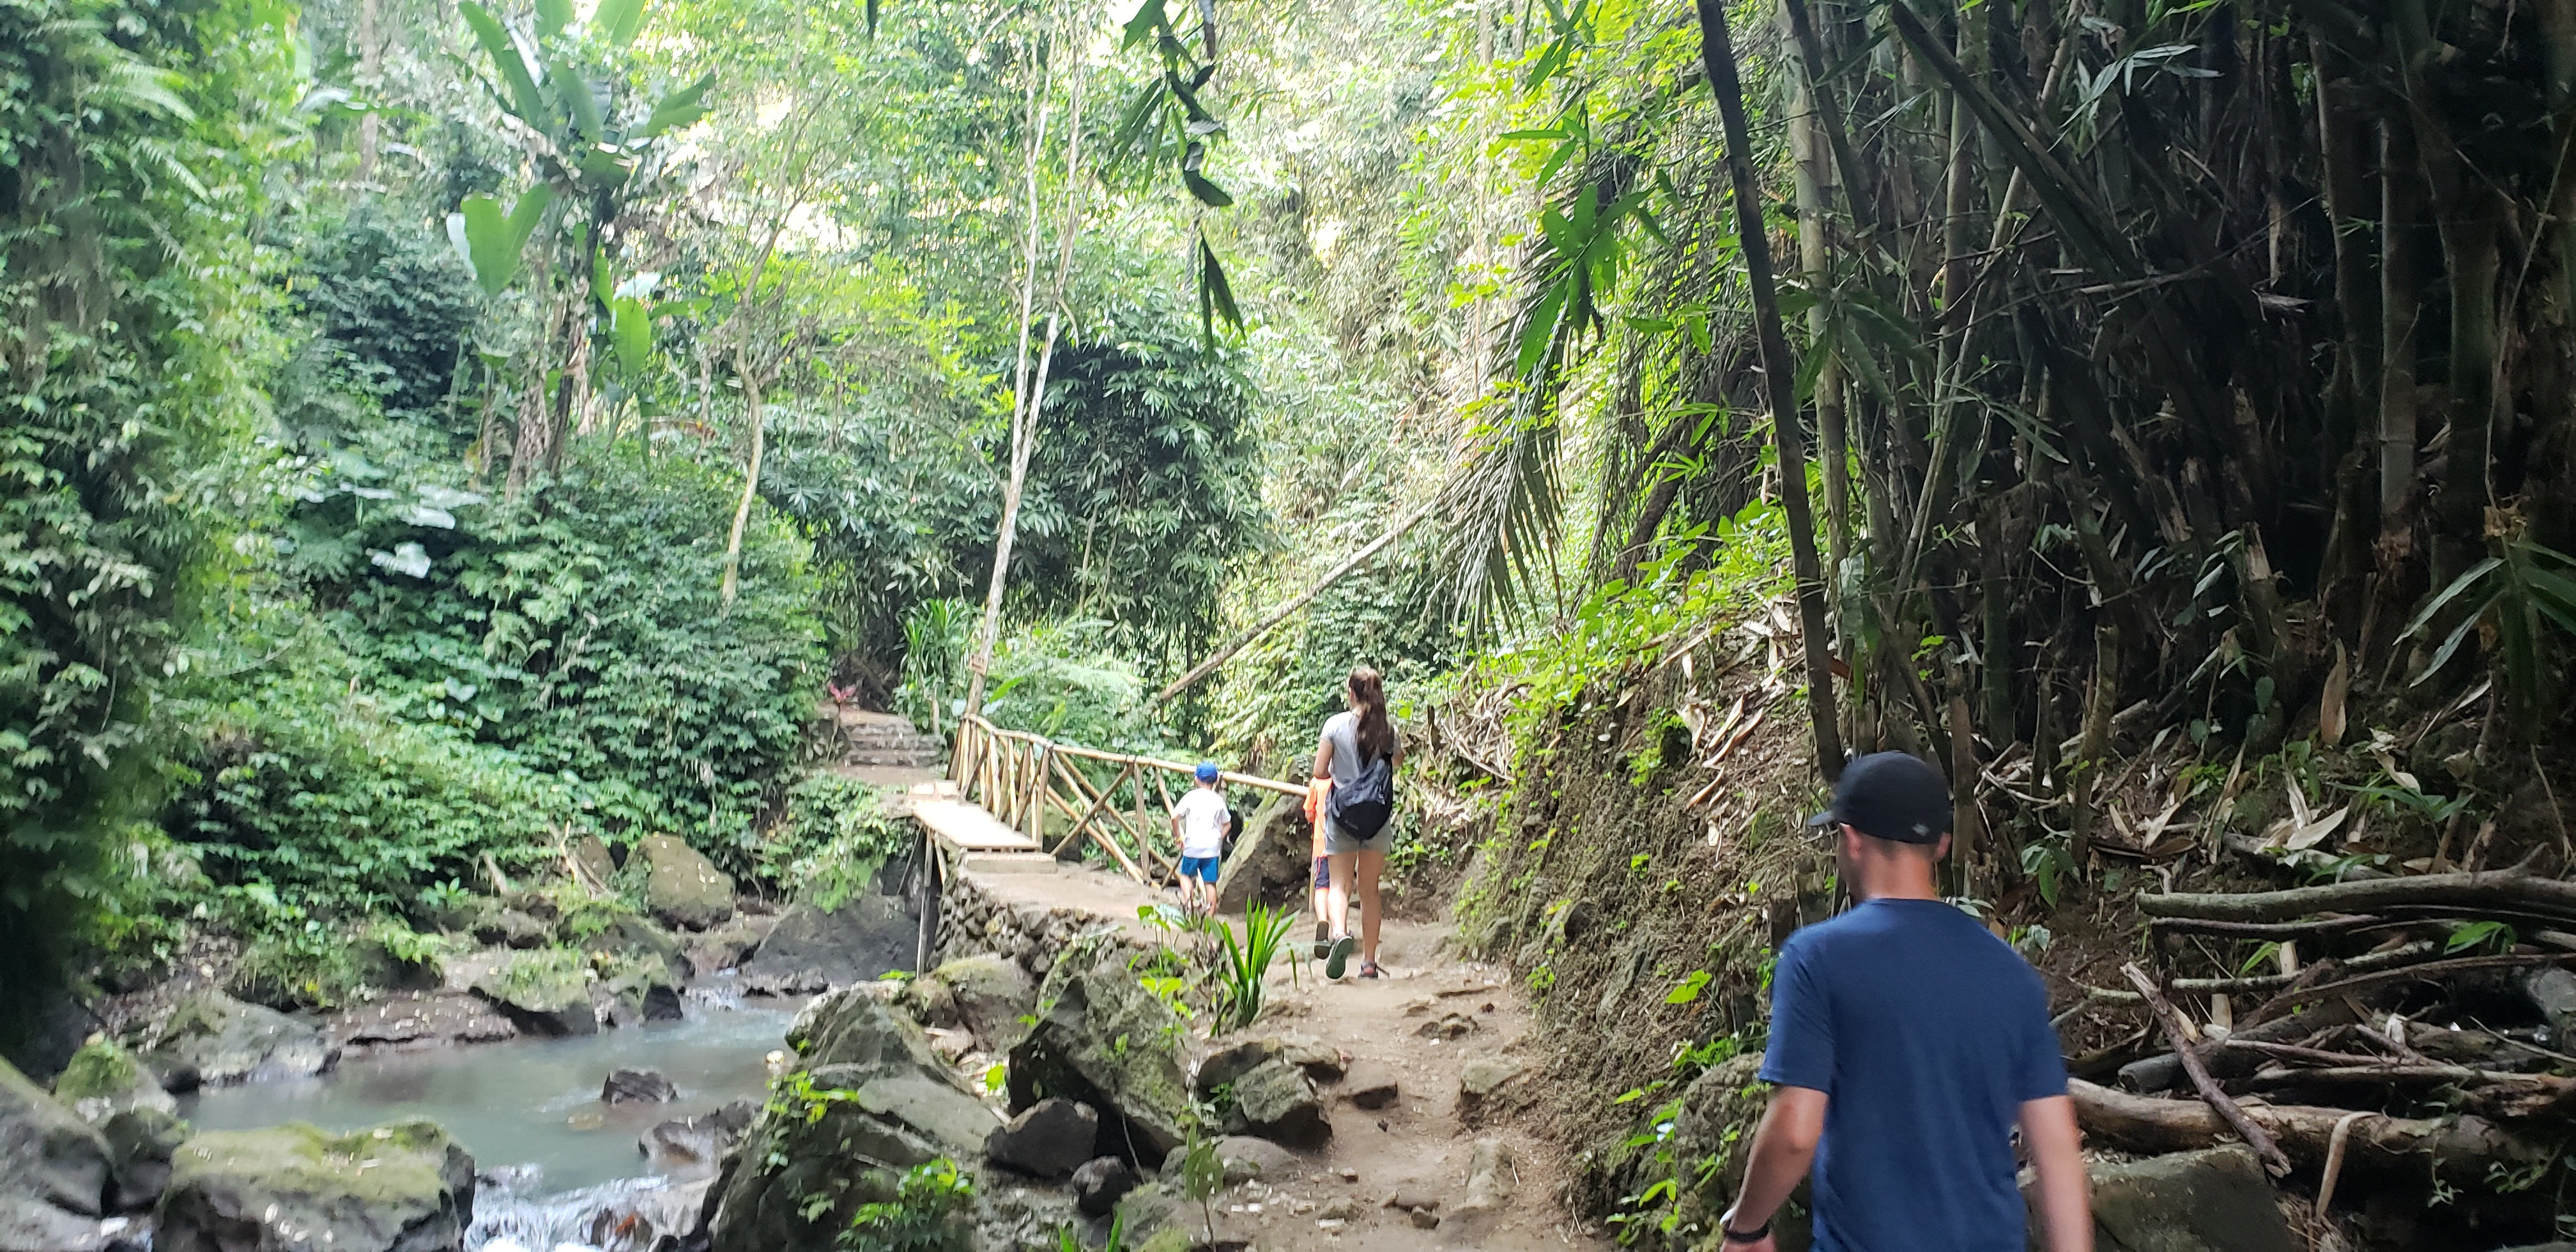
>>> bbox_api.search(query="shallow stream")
[178,995,801,1250]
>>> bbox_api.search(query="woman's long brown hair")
[1347,666,1395,761]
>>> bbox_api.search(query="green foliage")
[1011,288,1267,669]
[308,445,824,859]
[760,775,908,910]
[1208,901,1300,1030]
[896,599,972,731]
[0,0,300,1029]
[841,1159,976,1252]
[167,660,572,915]
[277,207,482,442]
[2402,537,2576,732]
[975,619,1158,752]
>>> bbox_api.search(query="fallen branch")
[2169,942,2437,995]
[1152,499,1436,705]
[2137,866,2576,924]
[2249,953,2576,1022]
[2146,914,2389,940]
[2069,1079,2556,1188]
[2241,1064,2532,1090]
[2122,962,2294,1175]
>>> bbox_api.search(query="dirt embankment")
[1388,612,2576,1249]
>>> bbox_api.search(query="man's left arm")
[1720,1085,1826,1251]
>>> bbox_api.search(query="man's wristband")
[1721,1218,1770,1244]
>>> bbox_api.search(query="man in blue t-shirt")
[1718,752,2093,1252]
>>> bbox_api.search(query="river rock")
[902,952,1037,1052]
[96,1108,183,1214]
[1213,793,1312,914]
[1460,1058,1525,1103]
[737,895,912,993]
[786,985,944,1073]
[0,1056,120,1249]
[157,1120,475,1252]
[983,1097,1097,1180]
[143,991,337,1087]
[49,1043,174,1124]
[1341,1062,1399,1110]
[703,1062,997,1252]
[595,955,684,1028]
[1007,947,1192,1163]
[571,910,689,975]
[573,1176,710,1252]
[602,1069,676,1104]
[1199,1032,1347,1097]
[1071,1156,1138,1217]
[2033,1144,2294,1252]
[1206,1135,1294,1184]
[1110,1182,1187,1249]
[682,915,775,977]
[568,836,617,892]
[332,992,519,1051]
[1450,1136,1515,1220]
[470,905,554,950]
[1232,1058,1328,1148]
[470,950,598,1037]
[639,836,735,931]
[640,1100,756,1181]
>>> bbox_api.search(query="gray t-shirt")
[1321,711,1392,782]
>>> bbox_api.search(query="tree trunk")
[964,54,1061,721]
[2378,118,2425,533]
[1783,4,1850,627]
[1695,0,1844,781]
[719,350,765,610]
[964,39,1089,720]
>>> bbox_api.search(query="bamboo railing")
[949,714,1308,887]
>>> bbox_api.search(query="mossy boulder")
[470,949,598,1037]
[737,895,910,993]
[703,1062,998,1252]
[594,952,684,1027]
[901,952,1037,1053]
[562,899,689,971]
[786,985,944,1073]
[144,991,337,1087]
[1007,945,1191,1163]
[50,1042,174,1124]
[639,835,734,931]
[99,1108,185,1213]
[0,1056,119,1249]
[157,1120,475,1252]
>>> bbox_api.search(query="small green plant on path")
[1208,901,1299,1030]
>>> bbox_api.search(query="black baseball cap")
[1805,752,1952,844]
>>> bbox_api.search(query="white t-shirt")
[1174,787,1230,859]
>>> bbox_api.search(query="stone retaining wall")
[931,869,1151,981]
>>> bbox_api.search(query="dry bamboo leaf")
[1713,709,1768,764]
[2283,805,2350,852]
[2319,642,2350,747]
[2285,778,2313,829]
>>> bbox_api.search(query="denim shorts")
[1178,855,1220,884]
[1312,857,1331,889]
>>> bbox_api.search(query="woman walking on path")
[1307,665,1400,979]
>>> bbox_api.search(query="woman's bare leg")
[1326,852,1356,940]
[1354,849,1388,964]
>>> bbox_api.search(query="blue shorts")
[1313,857,1331,889]
[1179,855,1220,884]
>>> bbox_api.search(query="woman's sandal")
[1358,961,1383,979]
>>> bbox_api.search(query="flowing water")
[178,993,802,1251]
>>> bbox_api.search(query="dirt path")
[1204,917,1609,1250]
[936,856,1606,1247]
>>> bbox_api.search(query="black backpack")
[1328,751,1395,840]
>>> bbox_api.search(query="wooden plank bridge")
[898,714,1309,965]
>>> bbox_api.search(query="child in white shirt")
[1170,761,1231,916]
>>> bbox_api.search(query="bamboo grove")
[1458,0,2576,885]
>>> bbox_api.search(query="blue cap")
[1195,761,1220,783]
